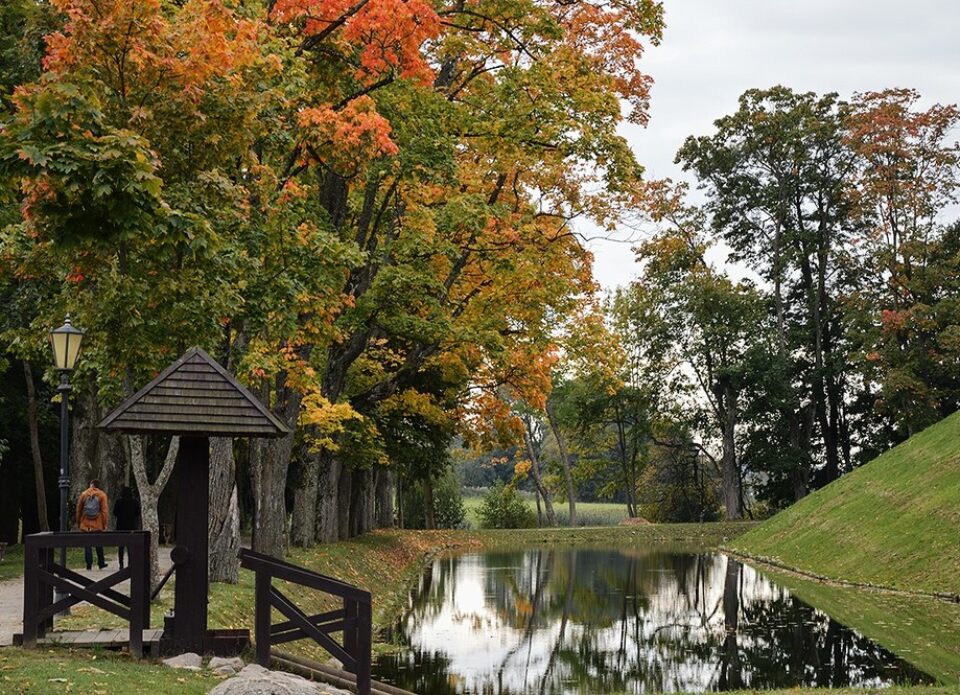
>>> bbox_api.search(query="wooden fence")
[239,548,373,695]
[21,531,150,657]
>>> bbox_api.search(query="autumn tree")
[275,0,665,547]
[678,88,859,493]
[844,89,960,442]
[0,0,270,583]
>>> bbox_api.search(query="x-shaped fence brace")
[239,548,373,695]
[21,532,150,657]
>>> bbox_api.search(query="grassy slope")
[730,411,960,595]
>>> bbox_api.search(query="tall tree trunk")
[720,384,741,520]
[70,386,125,522]
[523,423,556,526]
[291,441,319,548]
[719,557,743,690]
[337,468,353,539]
[422,477,435,530]
[251,387,301,557]
[396,477,404,529]
[315,453,341,543]
[208,437,240,583]
[545,403,576,527]
[349,468,376,536]
[129,435,179,590]
[375,469,394,528]
[23,362,50,532]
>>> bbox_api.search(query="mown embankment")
[729,411,960,598]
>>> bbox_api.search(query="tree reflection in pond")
[373,548,933,695]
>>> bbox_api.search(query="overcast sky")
[588,0,960,291]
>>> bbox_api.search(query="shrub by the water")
[400,469,466,529]
[477,481,537,529]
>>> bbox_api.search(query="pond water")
[372,548,933,694]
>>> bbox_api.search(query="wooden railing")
[21,531,150,657]
[239,548,373,695]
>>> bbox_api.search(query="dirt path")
[0,547,173,646]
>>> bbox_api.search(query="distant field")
[463,494,629,528]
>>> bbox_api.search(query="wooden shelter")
[98,347,288,654]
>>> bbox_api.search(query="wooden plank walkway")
[17,628,163,648]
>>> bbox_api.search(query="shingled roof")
[98,347,289,438]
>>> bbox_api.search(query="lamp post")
[49,315,84,582]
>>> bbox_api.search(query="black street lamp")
[49,315,84,583]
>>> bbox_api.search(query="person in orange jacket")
[76,479,109,570]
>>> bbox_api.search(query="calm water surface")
[372,548,932,695]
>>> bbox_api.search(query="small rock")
[209,656,246,672]
[163,652,203,670]
[207,664,351,695]
[214,666,237,677]
[324,658,343,671]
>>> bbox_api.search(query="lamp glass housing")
[50,316,84,372]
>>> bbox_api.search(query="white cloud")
[589,0,960,291]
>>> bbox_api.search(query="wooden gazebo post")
[98,347,289,655]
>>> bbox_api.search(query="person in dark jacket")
[113,486,141,569]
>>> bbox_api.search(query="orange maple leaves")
[271,0,440,85]
[298,96,399,166]
[43,0,260,104]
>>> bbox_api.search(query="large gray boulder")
[163,652,203,670]
[209,656,247,677]
[207,664,352,695]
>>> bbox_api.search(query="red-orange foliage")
[271,0,440,85]
[43,0,259,103]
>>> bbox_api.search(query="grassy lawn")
[0,647,222,694]
[463,495,630,528]
[1,547,97,583]
[729,411,960,596]
[0,545,23,583]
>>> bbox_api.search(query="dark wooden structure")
[98,347,289,655]
[240,549,373,695]
[21,531,150,656]
[22,347,378,685]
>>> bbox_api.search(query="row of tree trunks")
[290,449,390,547]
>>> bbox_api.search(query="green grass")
[0,647,222,694]
[730,411,960,596]
[753,565,960,685]
[463,495,631,528]
[0,545,23,582]
[0,547,98,583]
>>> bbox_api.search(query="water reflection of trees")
[375,550,932,695]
